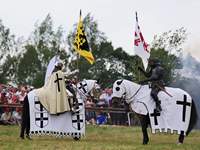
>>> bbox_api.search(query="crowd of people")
[85,88,128,126]
[0,84,32,125]
[0,83,129,126]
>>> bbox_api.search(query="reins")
[125,85,142,103]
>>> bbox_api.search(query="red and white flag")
[134,13,150,70]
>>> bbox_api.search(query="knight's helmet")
[54,57,64,71]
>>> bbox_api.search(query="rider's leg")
[20,97,28,139]
[151,89,162,112]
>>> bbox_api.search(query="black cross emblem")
[54,73,63,92]
[72,114,84,130]
[35,101,48,128]
[176,95,191,122]
[150,109,160,125]
[35,100,44,111]
[78,82,87,93]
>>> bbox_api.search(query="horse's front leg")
[20,97,27,139]
[178,131,185,144]
[138,114,149,145]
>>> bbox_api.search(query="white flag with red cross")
[134,13,150,70]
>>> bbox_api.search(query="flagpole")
[76,10,82,83]
[135,11,141,82]
[135,11,138,23]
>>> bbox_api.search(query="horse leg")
[25,97,31,140]
[20,96,31,140]
[20,96,28,139]
[178,131,185,144]
[138,114,149,145]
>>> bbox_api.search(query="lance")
[155,83,173,97]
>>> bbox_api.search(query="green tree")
[16,45,41,87]
[0,20,19,83]
[17,14,68,87]
[0,55,18,84]
[0,20,16,61]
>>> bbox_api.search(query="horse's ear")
[116,80,123,85]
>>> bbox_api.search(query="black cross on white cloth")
[150,109,161,125]
[72,114,84,130]
[35,112,48,128]
[176,95,191,122]
[35,100,45,111]
[54,73,63,92]
[78,82,87,93]
[34,100,48,128]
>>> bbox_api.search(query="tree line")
[0,13,187,88]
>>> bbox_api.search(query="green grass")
[0,125,200,150]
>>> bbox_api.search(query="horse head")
[77,79,101,101]
[111,79,141,107]
[111,80,126,107]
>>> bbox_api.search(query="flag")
[73,11,95,64]
[134,12,150,70]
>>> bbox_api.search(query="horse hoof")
[20,135,24,140]
[142,141,148,145]
[73,137,81,141]
[143,143,148,145]
[177,142,183,145]
[26,135,32,140]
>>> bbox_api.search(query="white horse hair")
[112,79,197,144]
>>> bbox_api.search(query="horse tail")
[186,100,198,136]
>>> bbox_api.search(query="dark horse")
[111,79,198,144]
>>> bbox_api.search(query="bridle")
[75,80,100,100]
[121,82,142,104]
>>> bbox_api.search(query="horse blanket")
[131,85,192,135]
[112,80,192,135]
[28,90,85,138]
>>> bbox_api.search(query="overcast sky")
[0,0,200,59]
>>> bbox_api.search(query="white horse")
[20,79,100,140]
[112,79,197,144]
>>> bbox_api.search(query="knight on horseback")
[52,60,80,113]
[138,58,164,112]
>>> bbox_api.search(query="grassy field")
[0,125,200,150]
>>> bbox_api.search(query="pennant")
[73,11,95,64]
[134,12,150,70]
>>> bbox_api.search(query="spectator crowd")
[85,88,128,126]
[0,84,33,125]
[0,83,130,126]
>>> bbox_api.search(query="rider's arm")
[139,69,159,84]
[138,67,152,77]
